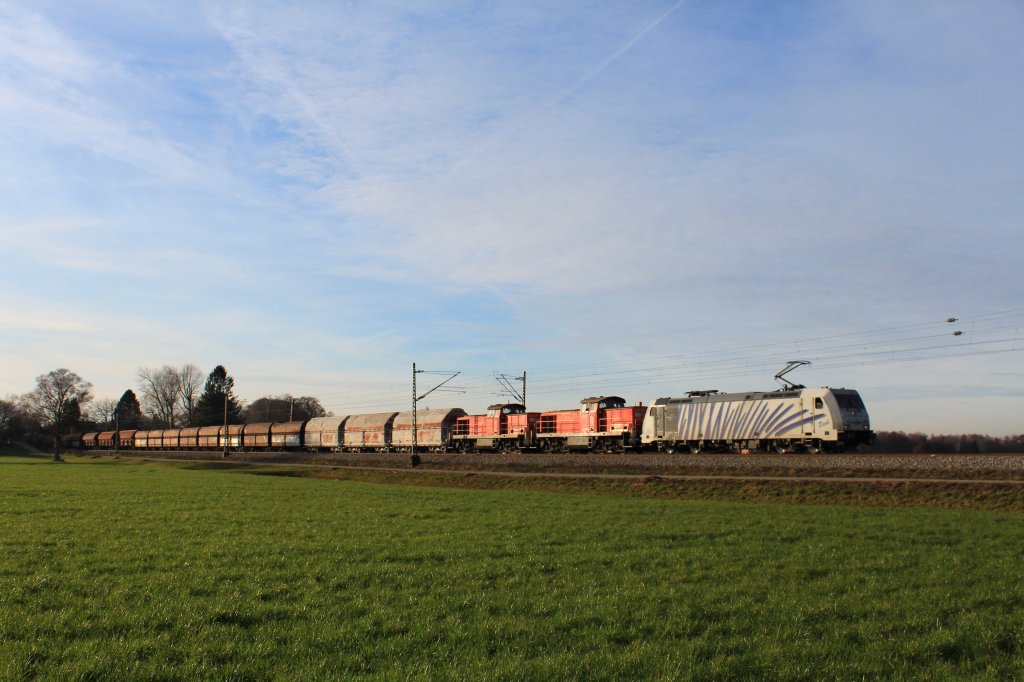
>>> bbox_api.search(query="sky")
[1,0,1022,435]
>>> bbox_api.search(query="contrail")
[561,0,688,101]
[427,0,689,178]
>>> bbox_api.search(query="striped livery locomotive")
[641,387,872,454]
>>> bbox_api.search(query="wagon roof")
[97,431,116,439]
[393,408,467,426]
[270,421,305,434]
[305,416,348,432]
[224,424,244,435]
[345,412,398,429]
[242,422,272,434]
[179,427,201,436]
[82,432,99,440]
[118,429,137,437]
[197,425,221,436]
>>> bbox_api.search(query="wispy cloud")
[0,1,1020,432]
[205,1,1023,307]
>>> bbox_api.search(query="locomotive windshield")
[834,392,865,410]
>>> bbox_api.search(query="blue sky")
[1,0,1022,434]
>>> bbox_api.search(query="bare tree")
[137,366,179,428]
[90,398,119,429]
[0,398,17,445]
[176,364,203,427]
[25,368,93,461]
[244,395,327,423]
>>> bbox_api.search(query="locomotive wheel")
[688,444,701,455]
[663,444,676,454]
[774,444,787,454]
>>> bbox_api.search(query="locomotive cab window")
[814,397,823,409]
[835,393,865,410]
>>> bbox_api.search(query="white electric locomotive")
[641,362,873,454]
[642,386,872,453]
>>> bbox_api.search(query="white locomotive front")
[641,387,873,454]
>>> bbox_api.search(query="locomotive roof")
[580,396,625,404]
[487,403,525,411]
[654,388,814,404]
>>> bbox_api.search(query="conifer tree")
[113,389,143,429]
[195,365,243,426]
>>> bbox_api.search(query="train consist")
[65,384,874,455]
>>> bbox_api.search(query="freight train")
[64,384,874,455]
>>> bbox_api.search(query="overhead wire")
[310,312,1023,413]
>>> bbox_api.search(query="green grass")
[1,457,1023,679]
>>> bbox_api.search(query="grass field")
[2,451,1023,679]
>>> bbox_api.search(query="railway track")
[76,449,1024,484]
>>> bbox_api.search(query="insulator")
[946,317,958,323]
[952,330,963,336]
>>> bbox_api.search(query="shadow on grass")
[178,461,317,478]
[0,446,54,461]
[181,462,258,471]
[247,468,317,478]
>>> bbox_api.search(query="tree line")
[867,431,1024,454]
[1,364,329,459]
